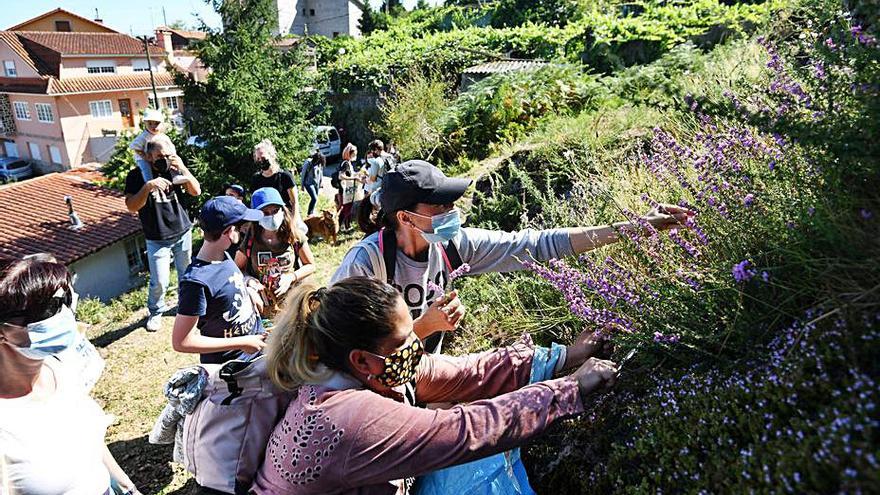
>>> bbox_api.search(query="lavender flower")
[653,332,680,344]
[860,209,873,220]
[449,263,471,281]
[733,260,757,283]
[426,280,444,295]
[669,228,701,258]
[743,194,755,207]
[761,271,770,282]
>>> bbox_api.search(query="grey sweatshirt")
[331,227,574,348]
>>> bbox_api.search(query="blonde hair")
[267,283,328,391]
[266,277,403,391]
[253,139,279,169]
[342,143,358,162]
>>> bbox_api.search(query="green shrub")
[448,2,880,492]
[375,70,453,161]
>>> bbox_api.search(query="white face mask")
[259,211,284,231]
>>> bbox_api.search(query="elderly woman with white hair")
[250,139,306,234]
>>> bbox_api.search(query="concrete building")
[0,9,184,169]
[0,169,145,302]
[276,0,367,38]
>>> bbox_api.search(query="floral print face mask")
[368,337,424,387]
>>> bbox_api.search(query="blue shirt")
[178,255,264,364]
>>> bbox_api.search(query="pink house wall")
[56,91,151,166]
[0,42,42,79]
[60,56,168,78]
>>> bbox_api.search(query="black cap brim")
[424,177,472,205]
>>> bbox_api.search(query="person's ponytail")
[266,277,403,389]
[267,283,328,390]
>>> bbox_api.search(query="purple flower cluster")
[733,260,757,283]
[669,228,701,258]
[760,39,814,115]
[426,263,471,298]
[448,263,472,281]
[653,332,680,344]
[524,258,637,334]
[850,25,877,47]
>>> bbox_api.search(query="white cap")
[143,109,164,123]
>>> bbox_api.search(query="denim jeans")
[145,229,192,316]
[304,183,319,216]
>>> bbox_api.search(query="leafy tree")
[359,5,390,35]
[415,0,431,10]
[491,0,580,28]
[173,0,325,197]
[167,19,190,30]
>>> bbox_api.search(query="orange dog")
[304,209,340,245]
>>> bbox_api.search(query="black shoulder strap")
[443,240,463,272]
[381,228,397,285]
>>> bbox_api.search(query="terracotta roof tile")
[15,31,165,56]
[48,71,176,95]
[158,27,207,41]
[0,31,53,75]
[0,172,142,264]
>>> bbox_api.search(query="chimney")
[155,28,174,58]
[94,8,103,24]
[65,196,84,230]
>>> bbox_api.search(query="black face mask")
[153,158,169,174]
[256,159,271,171]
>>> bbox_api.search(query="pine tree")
[174,0,325,194]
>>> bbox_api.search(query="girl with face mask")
[252,277,618,494]
[235,187,315,319]
[0,258,139,494]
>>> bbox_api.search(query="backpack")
[183,356,294,494]
[376,227,463,286]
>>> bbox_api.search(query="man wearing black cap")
[172,196,268,364]
[332,160,692,353]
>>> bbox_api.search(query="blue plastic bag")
[414,342,564,495]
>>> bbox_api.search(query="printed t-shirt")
[177,255,265,364]
[124,166,192,241]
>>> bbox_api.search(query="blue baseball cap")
[200,196,263,233]
[251,187,285,210]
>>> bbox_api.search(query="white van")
[313,125,341,161]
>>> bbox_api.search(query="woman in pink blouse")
[253,276,618,494]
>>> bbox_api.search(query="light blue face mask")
[410,209,462,244]
[10,305,78,361]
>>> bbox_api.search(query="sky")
[3,0,444,37]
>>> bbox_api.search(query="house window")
[3,61,16,77]
[50,145,62,164]
[163,96,179,111]
[310,8,315,16]
[28,142,42,161]
[333,32,340,38]
[88,100,113,118]
[55,20,72,32]
[86,60,117,74]
[35,103,54,123]
[125,236,148,275]
[132,59,152,72]
[13,102,30,120]
[302,8,307,15]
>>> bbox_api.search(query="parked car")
[313,125,341,161]
[0,157,34,183]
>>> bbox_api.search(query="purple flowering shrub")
[452,1,879,492]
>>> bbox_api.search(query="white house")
[275,0,367,38]
[0,169,146,302]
